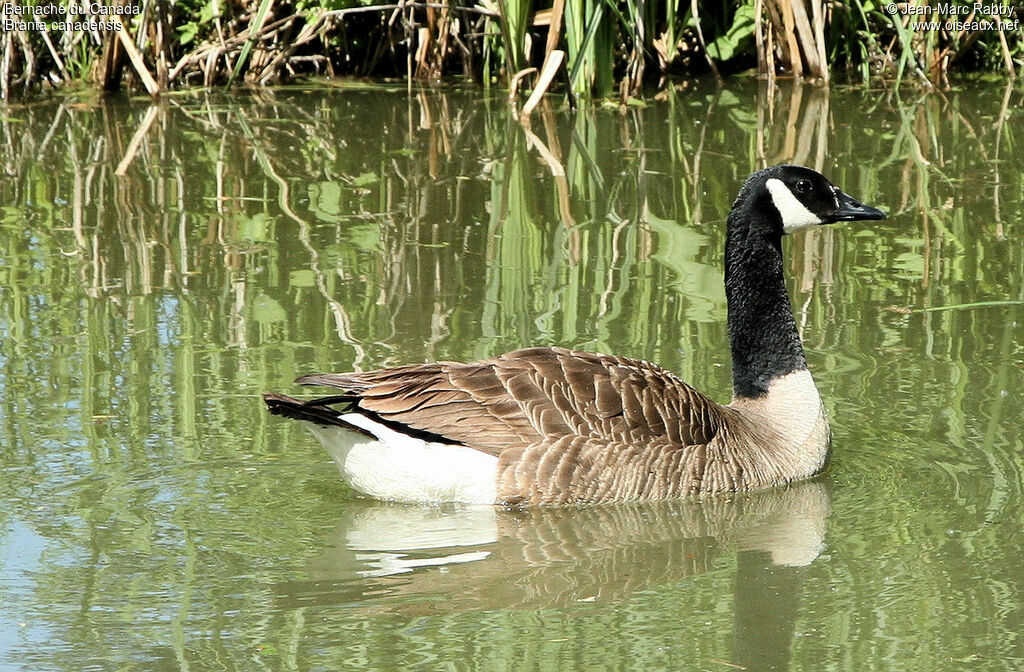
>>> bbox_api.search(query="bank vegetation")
[1,0,1022,100]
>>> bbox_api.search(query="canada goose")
[264,165,885,506]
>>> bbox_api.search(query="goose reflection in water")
[277,480,829,669]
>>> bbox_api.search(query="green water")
[0,80,1021,671]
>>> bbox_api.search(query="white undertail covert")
[306,413,499,504]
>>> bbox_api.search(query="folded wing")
[297,346,727,459]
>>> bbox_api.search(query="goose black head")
[737,165,886,236]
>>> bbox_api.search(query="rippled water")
[0,80,1021,670]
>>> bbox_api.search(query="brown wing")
[297,347,727,459]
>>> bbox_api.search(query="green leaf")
[704,3,755,62]
[177,22,199,47]
[350,172,379,187]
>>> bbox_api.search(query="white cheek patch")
[766,178,823,233]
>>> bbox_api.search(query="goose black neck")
[724,208,806,399]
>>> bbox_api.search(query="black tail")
[263,393,373,437]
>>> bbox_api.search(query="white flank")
[766,178,822,232]
[305,413,499,505]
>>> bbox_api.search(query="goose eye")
[794,179,811,195]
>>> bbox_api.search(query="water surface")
[0,80,1021,671]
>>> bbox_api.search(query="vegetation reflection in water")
[0,81,1021,670]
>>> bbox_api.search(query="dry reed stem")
[414,26,430,78]
[520,49,564,119]
[754,0,767,76]
[112,17,160,95]
[1,32,11,100]
[789,0,821,78]
[778,0,803,77]
[810,0,828,84]
[998,30,1016,77]
[545,0,566,61]
[508,66,537,101]
[39,29,69,82]
[690,0,722,83]
[15,30,35,92]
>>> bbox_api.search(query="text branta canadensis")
[264,165,885,506]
